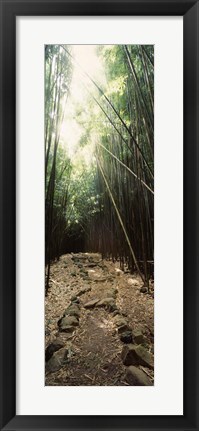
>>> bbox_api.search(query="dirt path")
[45,253,154,386]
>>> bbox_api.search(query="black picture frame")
[0,1,198,430]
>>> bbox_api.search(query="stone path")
[45,253,154,386]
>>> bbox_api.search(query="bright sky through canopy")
[60,45,104,163]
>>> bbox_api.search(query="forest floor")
[45,253,154,386]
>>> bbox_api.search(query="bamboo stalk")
[96,156,145,282]
[97,141,154,195]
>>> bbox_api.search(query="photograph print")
[45,44,154,386]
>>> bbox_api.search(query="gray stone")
[140,286,148,293]
[97,297,117,311]
[132,328,144,345]
[126,366,152,386]
[70,295,80,304]
[46,348,68,372]
[59,325,75,333]
[114,315,128,328]
[63,304,80,318]
[117,324,132,334]
[121,344,154,369]
[68,303,80,311]
[120,331,133,344]
[45,339,65,362]
[112,310,120,317]
[59,315,79,332]
[84,298,99,309]
[97,297,115,306]
[114,315,131,332]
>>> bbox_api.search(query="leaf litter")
[45,253,154,386]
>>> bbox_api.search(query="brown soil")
[45,253,154,386]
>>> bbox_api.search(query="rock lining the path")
[46,348,68,372]
[84,298,100,309]
[140,285,148,293]
[97,297,117,311]
[121,344,154,369]
[113,315,131,334]
[117,324,132,334]
[125,366,153,386]
[120,331,133,344]
[70,295,80,303]
[113,315,128,328]
[63,304,80,318]
[131,328,144,345]
[45,339,65,362]
[58,315,79,332]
